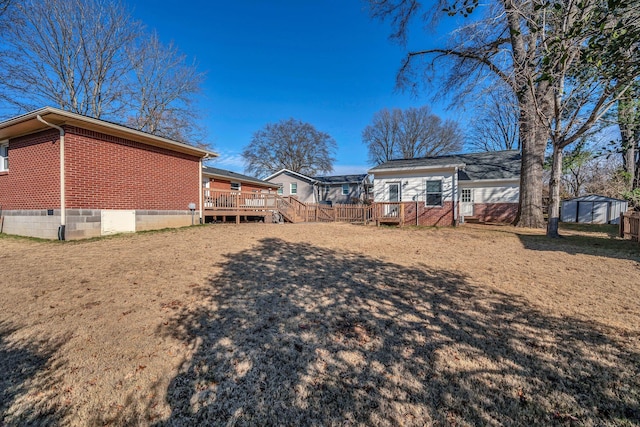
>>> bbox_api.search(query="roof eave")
[460,177,520,183]
[369,163,466,174]
[0,107,217,158]
[265,168,318,183]
[202,170,276,188]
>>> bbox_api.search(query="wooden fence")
[303,203,374,223]
[620,212,640,242]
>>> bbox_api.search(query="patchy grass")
[559,222,620,237]
[0,223,639,426]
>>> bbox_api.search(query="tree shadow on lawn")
[516,231,640,262]
[155,238,640,426]
[0,321,69,426]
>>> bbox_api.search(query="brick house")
[0,107,216,240]
[202,166,278,193]
[368,150,521,226]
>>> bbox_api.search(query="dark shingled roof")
[202,167,276,188]
[313,174,369,184]
[369,150,521,181]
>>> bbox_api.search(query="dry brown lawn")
[1,222,639,426]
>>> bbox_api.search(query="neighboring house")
[264,169,319,203]
[314,174,371,204]
[264,169,370,204]
[0,107,216,240]
[369,150,521,226]
[561,195,628,225]
[202,166,278,192]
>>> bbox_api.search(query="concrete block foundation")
[1,209,194,240]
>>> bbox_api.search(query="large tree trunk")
[514,103,547,228]
[620,119,637,189]
[546,145,563,237]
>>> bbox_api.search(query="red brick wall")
[64,127,200,210]
[0,127,201,211]
[0,129,61,209]
[209,179,231,191]
[473,203,518,223]
[403,201,455,226]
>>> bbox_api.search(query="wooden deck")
[203,190,278,224]
[373,202,404,226]
[202,189,402,226]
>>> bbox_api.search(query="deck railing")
[203,189,399,225]
[203,189,277,210]
[620,211,640,242]
[372,202,404,224]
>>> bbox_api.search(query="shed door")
[577,201,608,224]
[577,202,593,223]
[460,188,474,217]
[592,202,608,224]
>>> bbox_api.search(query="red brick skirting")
[470,203,518,223]
[402,201,455,226]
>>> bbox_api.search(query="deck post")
[620,212,624,238]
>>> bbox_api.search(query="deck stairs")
[275,197,303,223]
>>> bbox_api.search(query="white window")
[342,184,349,195]
[425,180,443,206]
[231,182,241,191]
[461,188,472,203]
[290,182,297,195]
[0,141,7,172]
[277,184,283,195]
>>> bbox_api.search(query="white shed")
[561,195,628,224]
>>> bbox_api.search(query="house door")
[460,188,474,217]
[386,182,400,216]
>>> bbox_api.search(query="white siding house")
[369,151,521,226]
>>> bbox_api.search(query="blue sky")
[130,1,464,176]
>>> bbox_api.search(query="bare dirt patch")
[1,223,639,426]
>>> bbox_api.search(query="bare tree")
[0,0,204,144]
[468,87,520,152]
[363,105,463,164]
[558,142,596,198]
[399,106,463,158]
[0,0,10,16]
[362,108,402,165]
[243,119,337,178]
[368,0,640,233]
[542,0,640,236]
[0,0,139,117]
[584,158,628,199]
[125,33,205,143]
[368,0,554,228]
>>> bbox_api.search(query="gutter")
[368,163,466,174]
[461,178,520,184]
[199,158,204,223]
[37,115,66,240]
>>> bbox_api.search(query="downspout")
[453,167,458,226]
[199,157,204,224]
[37,115,65,240]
